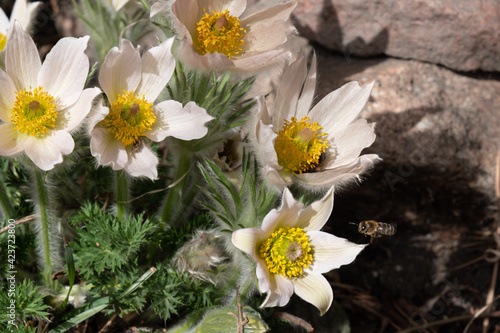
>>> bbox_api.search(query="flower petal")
[38,35,90,109]
[148,100,212,141]
[295,187,334,232]
[294,154,380,189]
[135,37,176,103]
[309,81,374,130]
[293,273,333,315]
[111,0,132,11]
[328,119,376,164]
[175,39,234,71]
[10,0,42,32]
[0,69,17,122]
[272,52,308,129]
[0,123,25,155]
[87,101,109,134]
[273,188,304,229]
[241,20,289,53]
[123,145,158,180]
[56,87,102,132]
[307,231,366,275]
[24,130,74,171]
[241,0,296,29]
[90,126,128,170]
[232,227,261,257]
[99,39,141,102]
[260,274,294,308]
[202,0,247,17]
[6,21,41,90]
[296,52,317,118]
[170,0,199,38]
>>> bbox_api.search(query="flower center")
[10,86,57,137]
[195,9,246,58]
[102,91,156,147]
[259,226,313,279]
[0,33,6,51]
[274,116,329,174]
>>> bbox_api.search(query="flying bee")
[353,220,396,243]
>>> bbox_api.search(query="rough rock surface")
[293,0,500,72]
[307,47,500,332]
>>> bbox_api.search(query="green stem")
[160,144,193,224]
[0,174,13,219]
[116,170,128,220]
[35,168,52,284]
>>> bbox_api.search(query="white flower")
[0,0,42,52]
[89,38,213,180]
[151,0,297,73]
[251,52,380,191]
[232,187,366,315]
[0,22,100,170]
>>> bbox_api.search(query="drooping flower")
[89,38,213,180]
[232,187,366,314]
[0,22,100,170]
[0,0,42,53]
[151,0,297,73]
[251,52,380,191]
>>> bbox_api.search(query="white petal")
[24,130,74,171]
[260,274,294,308]
[241,0,296,29]
[293,273,333,315]
[0,8,10,33]
[87,101,109,134]
[308,231,366,275]
[309,81,374,130]
[175,39,234,71]
[56,87,102,132]
[38,36,90,109]
[99,39,141,102]
[148,100,212,141]
[202,0,247,17]
[273,53,308,128]
[260,207,283,236]
[273,188,304,229]
[170,0,199,37]
[231,48,291,73]
[123,145,158,180]
[150,1,168,18]
[135,37,176,103]
[6,21,41,90]
[231,228,261,257]
[294,154,380,189]
[256,258,272,293]
[295,187,334,232]
[0,123,25,155]
[296,53,317,118]
[262,165,289,189]
[242,20,288,53]
[0,69,16,122]
[10,0,42,32]
[329,119,376,164]
[90,127,128,170]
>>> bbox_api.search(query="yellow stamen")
[195,9,246,58]
[274,116,329,174]
[0,32,6,52]
[10,86,57,137]
[101,91,156,147]
[259,226,313,279]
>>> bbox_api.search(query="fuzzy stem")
[160,144,193,224]
[0,174,13,219]
[35,168,52,284]
[116,170,128,220]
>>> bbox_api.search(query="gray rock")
[293,0,500,72]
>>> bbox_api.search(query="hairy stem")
[0,173,13,219]
[35,168,53,284]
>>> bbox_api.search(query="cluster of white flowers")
[0,0,379,318]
